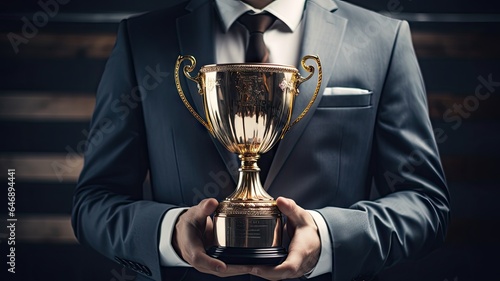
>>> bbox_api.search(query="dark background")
[0,0,499,280]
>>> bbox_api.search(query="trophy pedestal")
[210,199,287,265]
[207,246,287,265]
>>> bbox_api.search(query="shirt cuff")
[304,210,333,278]
[158,207,191,267]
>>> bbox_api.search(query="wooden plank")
[0,58,106,92]
[0,120,90,152]
[0,20,121,34]
[0,92,94,121]
[433,121,500,157]
[4,217,496,245]
[441,156,499,182]
[0,0,174,14]
[347,0,500,14]
[0,90,497,122]
[1,0,500,14]
[3,214,492,246]
[428,93,500,121]
[0,33,116,58]
[1,244,131,280]
[1,183,75,214]
[378,244,500,281]
[0,91,497,122]
[0,215,76,244]
[446,218,500,244]
[0,152,497,184]
[418,58,500,93]
[0,154,82,183]
[0,183,496,244]
[1,92,498,156]
[1,51,498,95]
[0,116,497,158]
[413,31,500,59]
[448,182,500,220]
[2,30,499,59]
[0,190,496,244]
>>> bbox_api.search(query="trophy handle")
[174,55,214,134]
[282,55,323,137]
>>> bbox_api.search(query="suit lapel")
[177,0,239,184]
[176,0,216,116]
[265,0,348,189]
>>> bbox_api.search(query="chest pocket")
[318,87,372,108]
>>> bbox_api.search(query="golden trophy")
[174,55,322,265]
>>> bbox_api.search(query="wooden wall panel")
[0,92,94,120]
[2,0,500,14]
[0,58,106,92]
[0,121,90,152]
[0,1,499,280]
[0,33,116,59]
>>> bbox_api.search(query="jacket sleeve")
[71,20,175,281]
[316,21,450,281]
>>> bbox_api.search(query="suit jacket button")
[140,264,152,276]
[352,275,371,281]
[114,256,127,267]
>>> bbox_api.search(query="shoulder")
[327,0,410,49]
[113,0,195,52]
[125,0,191,31]
[334,0,404,37]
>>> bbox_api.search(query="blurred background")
[0,0,499,280]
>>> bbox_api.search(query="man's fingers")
[183,243,225,273]
[250,240,320,280]
[221,265,253,277]
[178,218,227,275]
[276,197,313,226]
[276,196,296,217]
[248,197,321,280]
[193,198,219,220]
[276,197,304,219]
[174,198,222,273]
[204,216,214,247]
[250,245,314,280]
[251,247,309,280]
[183,246,253,277]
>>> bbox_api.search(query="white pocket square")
[319,87,372,107]
[323,87,371,96]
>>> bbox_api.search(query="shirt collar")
[215,0,306,33]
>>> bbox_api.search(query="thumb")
[276,197,302,220]
[193,198,219,221]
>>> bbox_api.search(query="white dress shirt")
[159,0,332,278]
[214,0,303,65]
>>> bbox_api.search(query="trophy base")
[207,246,287,265]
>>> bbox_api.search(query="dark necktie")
[238,13,278,182]
[238,12,276,63]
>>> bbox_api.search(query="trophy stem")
[227,154,274,202]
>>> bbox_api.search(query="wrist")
[158,207,191,267]
[171,209,188,259]
[303,210,333,278]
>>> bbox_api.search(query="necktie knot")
[238,12,275,34]
[237,12,276,62]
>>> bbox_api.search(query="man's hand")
[172,198,252,277]
[250,197,321,280]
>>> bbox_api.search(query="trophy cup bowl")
[174,55,322,265]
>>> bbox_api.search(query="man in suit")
[72,0,450,280]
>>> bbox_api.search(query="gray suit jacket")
[72,0,450,280]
